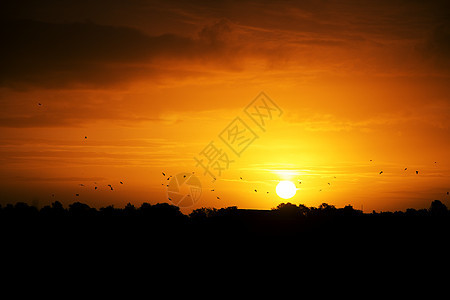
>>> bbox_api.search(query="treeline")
[1,200,449,260]
[1,199,448,240]
[0,201,186,220]
[0,199,448,219]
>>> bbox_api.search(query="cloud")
[198,18,233,45]
[284,108,450,133]
[2,1,450,89]
[421,21,450,68]
[10,176,106,182]
[0,19,243,88]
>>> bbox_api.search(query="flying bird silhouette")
[416,171,419,174]
[120,181,123,184]
[217,196,220,199]
[254,189,257,192]
[107,184,113,190]
[379,171,383,174]
[38,103,42,106]
[211,189,215,191]
[162,172,165,176]
[94,186,97,190]
[404,168,407,170]
[75,194,79,196]
[79,184,85,186]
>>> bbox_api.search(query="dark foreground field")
[1,200,449,286]
[2,200,449,251]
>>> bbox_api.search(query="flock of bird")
[161,171,276,202]
[37,103,448,202]
[161,158,449,203]
[66,145,449,202]
[71,180,124,197]
[376,159,430,176]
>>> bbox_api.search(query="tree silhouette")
[0,199,449,249]
[99,205,117,217]
[124,202,137,217]
[273,203,305,220]
[68,202,96,217]
[190,207,218,220]
[429,200,448,217]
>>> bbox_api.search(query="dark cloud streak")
[1,0,450,90]
[0,19,237,88]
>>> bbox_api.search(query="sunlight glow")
[276,181,297,199]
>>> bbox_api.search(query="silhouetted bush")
[0,199,448,246]
[429,200,448,217]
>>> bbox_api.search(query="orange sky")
[1,0,449,213]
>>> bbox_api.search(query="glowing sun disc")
[276,181,297,199]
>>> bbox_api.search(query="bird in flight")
[217,196,220,199]
[416,171,419,175]
[120,181,123,184]
[75,194,79,196]
[254,189,257,192]
[38,103,42,106]
[94,186,97,190]
[162,172,165,176]
[84,136,87,139]
[107,184,113,190]
[328,182,331,185]
[404,168,407,170]
[211,189,215,191]
[379,171,383,174]
[79,184,85,186]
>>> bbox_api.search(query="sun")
[276,181,297,199]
